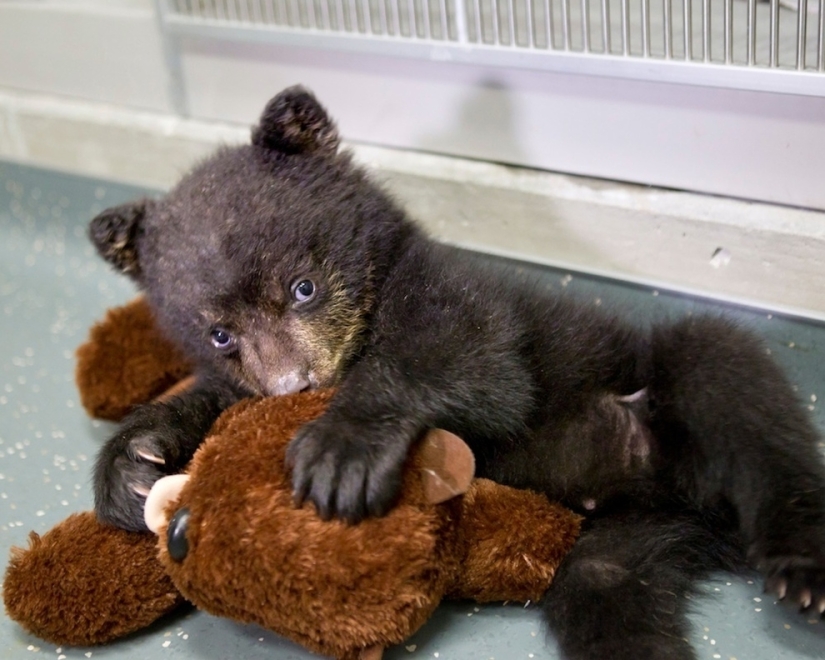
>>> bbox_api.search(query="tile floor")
[1,160,824,659]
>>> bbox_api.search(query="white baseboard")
[2,87,825,321]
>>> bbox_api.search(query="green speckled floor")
[1,160,824,660]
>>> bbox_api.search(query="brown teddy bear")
[3,299,582,660]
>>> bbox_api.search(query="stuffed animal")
[4,299,582,659]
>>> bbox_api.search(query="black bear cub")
[90,86,825,660]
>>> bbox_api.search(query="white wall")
[176,35,825,210]
[0,1,170,112]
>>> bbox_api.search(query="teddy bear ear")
[88,200,152,282]
[251,86,340,156]
[417,429,476,504]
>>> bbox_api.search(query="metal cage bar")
[770,0,780,67]
[601,0,611,54]
[561,0,572,50]
[702,0,711,62]
[797,0,807,70]
[620,0,630,55]
[820,0,825,71]
[642,0,651,58]
[723,0,732,65]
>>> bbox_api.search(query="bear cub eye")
[210,327,235,350]
[292,279,316,303]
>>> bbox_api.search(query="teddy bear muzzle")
[144,473,192,562]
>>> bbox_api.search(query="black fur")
[90,86,825,659]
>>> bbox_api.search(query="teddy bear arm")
[75,298,192,421]
[449,479,582,604]
[3,511,185,646]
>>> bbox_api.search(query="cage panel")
[159,0,825,94]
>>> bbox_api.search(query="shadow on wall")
[410,80,624,280]
[416,79,527,165]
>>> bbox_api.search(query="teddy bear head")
[143,389,475,660]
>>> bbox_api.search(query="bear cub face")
[89,87,414,397]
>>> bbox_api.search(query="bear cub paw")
[286,414,414,524]
[94,414,189,532]
[763,555,825,615]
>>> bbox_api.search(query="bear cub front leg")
[94,404,191,531]
[94,377,247,531]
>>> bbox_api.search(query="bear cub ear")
[252,85,340,156]
[88,200,150,282]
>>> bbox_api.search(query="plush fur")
[88,86,825,660]
[3,511,183,646]
[4,307,581,658]
[75,297,191,420]
[153,389,580,660]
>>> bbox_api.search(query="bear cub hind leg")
[649,315,825,615]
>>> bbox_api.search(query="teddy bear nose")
[167,507,191,561]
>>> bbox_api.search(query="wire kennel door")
[158,0,824,96]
